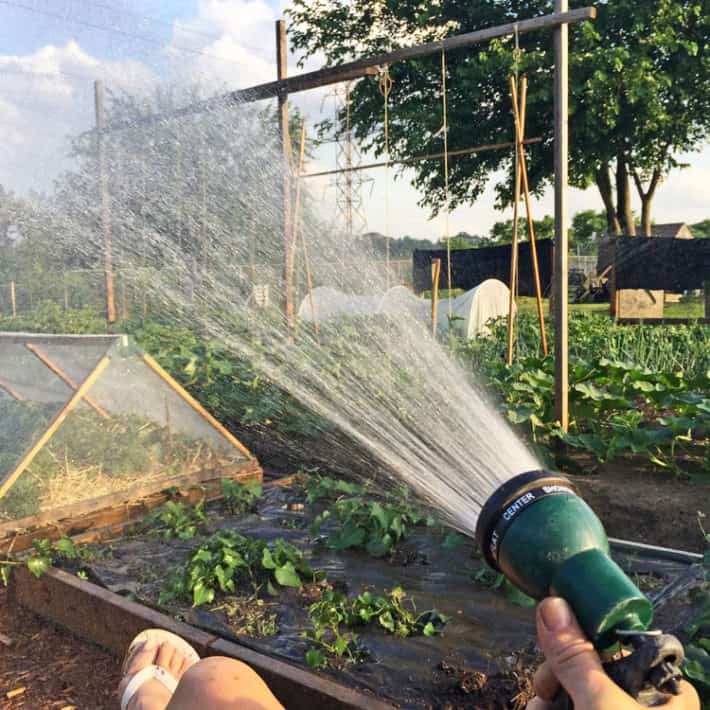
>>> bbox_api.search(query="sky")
[0,0,708,240]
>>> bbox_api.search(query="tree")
[690,219,710,238]
[569,210,607,252]
[488,215,554,244]
[287,0,710,237]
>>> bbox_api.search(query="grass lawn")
[516,296,706,319]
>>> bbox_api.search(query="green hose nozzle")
[475,470,653,650]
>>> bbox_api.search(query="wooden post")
[10,281,16,319]
[94,80,116,324]
[553,0,569,430]
[291,120,319,339]
[120,275,127,321]
[276,20,294,332]
[431,259,442,336]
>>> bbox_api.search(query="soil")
[0,586,122,709]
[564,454,710,551]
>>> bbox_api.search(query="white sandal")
[120,629,200,710]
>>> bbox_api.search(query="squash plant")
[303,586,447,669]
[160,531,323,606]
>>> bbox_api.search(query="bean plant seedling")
[221,478,263,514]
[159,530,323,606]
[303,587,448,669]
[142,500,207,540]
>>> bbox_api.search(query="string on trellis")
[378,64,393,290]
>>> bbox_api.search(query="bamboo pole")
[164,397,173,455]
[510,76,548,357]
[506,79,523,367]
[10,281,16,319]
[0,377,24,401]
[290,120,319,339]
[24,344,110,419]
[554,0,570,430]
[431,259,442,336]
[0,356,110,500]
[141,353,254,460]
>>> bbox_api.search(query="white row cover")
[297,279,512,338]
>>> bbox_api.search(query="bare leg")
[167,657,284,710]
[119,639,196,710]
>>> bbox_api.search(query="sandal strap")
[121,664,178,710]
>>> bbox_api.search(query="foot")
[118,638,197,710]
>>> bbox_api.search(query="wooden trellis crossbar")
[0,356,111,500]
[25,343,110,419]
[96,8,594,133]
[300,137,543,179]
[141,353,255,460]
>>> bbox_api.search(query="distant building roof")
[649,223,693,239]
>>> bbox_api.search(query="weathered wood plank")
[10,567,391,710]
[0,460,262,554]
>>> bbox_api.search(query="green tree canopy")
[569,210,607,252]
[489,215,554,244]
[690,219,710,238]
[287,0,710,237]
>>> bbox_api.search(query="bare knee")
[182,656,255,686]
[170,656,282,709]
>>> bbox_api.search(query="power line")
[0,0,262,68]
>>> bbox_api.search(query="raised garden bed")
[6,477,707,709]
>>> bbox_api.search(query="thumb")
[536,597,636,709]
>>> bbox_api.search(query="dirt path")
[0,586,121,709]
[567,456,710,552]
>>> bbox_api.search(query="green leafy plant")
[143,500,207,540]
[303,586,447,669]
[311,495,434,558]
[300,471,365,504]
[160,531,322,607]
[457,313,710,474]
[0,538,77,587]
[221,478,263,515]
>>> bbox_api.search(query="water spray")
[475,470,685,705]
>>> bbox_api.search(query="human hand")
[526,597,700,710]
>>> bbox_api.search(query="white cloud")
[1,1,708,237]
[0,40,155,192]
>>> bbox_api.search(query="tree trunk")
[633,167,662,237]
[616,156,635,235]
[595,164,621,235]
[640,197,652,237]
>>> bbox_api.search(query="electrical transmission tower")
[333,82,368,240]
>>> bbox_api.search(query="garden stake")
[510,76,548,356]
[507,75,523,367]
[290,120,319,341]
[431,258,441,336]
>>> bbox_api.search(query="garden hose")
[475,470,685,704]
